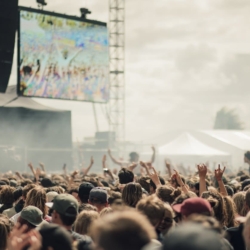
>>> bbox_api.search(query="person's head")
[187,214,222,234]
[157,203,175,236]
[99,207,113,217]
[245,189,250,212]
[46,191,58,202]
[41,178,55,188]
[74,210,99,236]
[242,179,250,191]
[129,152,139,162]
[243,212,250,250]
[233,192,248,216]
[48,194,79,227]
[224,185,234,197]
[78,182,94,203]
[201,190,227,226]
[0,185,15,206]
[88,187,108,213]
[68,186,79,202]
[79,203,97,213]
[149,176,165,194]
[136,196,165,227]
[244,151,250,164]
[108,191,122,206]
[13,187,23,203]
[138,177,151,193]
[163,223,223,250]
[22,184,36,200]
[39,223,73,250]
[90,211,156,250]
[156,185,182,204]
[25,186,47,218]
[18,205,46,231]
[173,197,212,221]
[0,214,13,250]
[122,183,142,208]
[118,168,134,184]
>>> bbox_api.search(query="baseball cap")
[20,205,46,227]
[41,178,55,188]
[89,187,108,204]
[163,223,222,250]
[46,191,58,202]
[39,223,73,250]
[78,182,94,203]
[46,194,79,216]
[172,197,212,217]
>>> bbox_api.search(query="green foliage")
[214,107,244,130]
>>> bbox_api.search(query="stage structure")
[0,86,72,172]
[108,0,126,157]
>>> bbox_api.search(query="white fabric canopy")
[158,133,229,156]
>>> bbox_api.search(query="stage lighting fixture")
[36,0,47,6]
[80,8,91,19]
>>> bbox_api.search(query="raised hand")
[173,169,183,186]
[214,164,226,181]
[90,156,94,165]
[148,166,161,187]
[102,155,107,163]
[197,164,207,179]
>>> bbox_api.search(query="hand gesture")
[39,162,45,170]
[214,164,226,181]
[173,169,184,186]
[90,156,94,165]
[148,166,161,187]
[165,159,171,170]
[28,162,34,170]
[197,164,207,179]
[102,155,106,163]
[71,170,79,178]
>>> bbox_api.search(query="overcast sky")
[11,0,250,143]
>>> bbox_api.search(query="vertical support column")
[108,0,125,157]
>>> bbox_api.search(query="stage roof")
[0,86,61,111]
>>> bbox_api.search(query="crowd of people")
[1,150,250,250]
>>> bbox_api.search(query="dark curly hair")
[156,186,182,204]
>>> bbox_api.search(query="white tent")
[159,133,229,157]
[143,132,230,172]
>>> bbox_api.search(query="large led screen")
[18,8,109,102]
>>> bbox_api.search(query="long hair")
[233,192,248,217]
[0,214,13,250]
[74,210,99,236]
[122,183,142,208]
[223,196,238,228]
[24,187,48,218]
[201,190,227,227]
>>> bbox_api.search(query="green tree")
[214,107,244,130]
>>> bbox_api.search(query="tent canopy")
[201,130,250,151]
[158,133,229,156]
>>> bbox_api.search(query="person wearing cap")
[46,193,92,245]
[88,187,108,213]
[18,205,48,231]
[172,197,213,221]
[78,182,94,204]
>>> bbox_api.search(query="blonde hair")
[74,210,99,236]
[24,187,48,218]
[122,183,142,208]
[100,207,113,217]
[233,192,248,216]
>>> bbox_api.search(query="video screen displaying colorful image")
[18,9,109,102]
